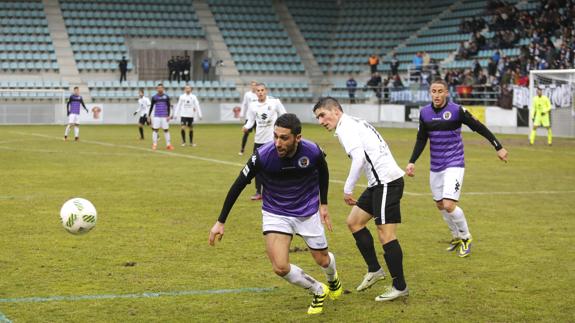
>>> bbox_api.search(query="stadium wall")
[4,103,565,137]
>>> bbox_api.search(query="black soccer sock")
[189,130,193,144]
[383,239,407,291]
[241,131,249,152]
[138,127,144,139]
[352,227,381,272]
[181,129,186,143]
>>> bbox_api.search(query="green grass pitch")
[1,124,574,322]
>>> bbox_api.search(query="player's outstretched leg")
[164,129,174,150]
[189,127,195,146]
[438,205,461,251]
[64,124,71,141]
[180,126,186,146]
[152,129,159,150]
[348,207,386,292]
[444,201,472,258]
[374,225,409,302]
[266,233,328,314]
[138,126,144,140]
[74,125,79,141]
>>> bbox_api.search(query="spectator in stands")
[389,54,400,76]
[413,52,423,72]
[422,51,431,68]
[346,76,357,104]
[492,50,500,64]
[456,42,468,60]
[472,59,482,78]
[487,57,497,82]
[392,74,403,89]
[168,57,175,81]
[119,56,128,83]
[183,55,191,82]
[366,72,382,100]
[473,32,487,50]
[202,57,211,81]
[368,54,379,73]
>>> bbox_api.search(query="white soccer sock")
[74,126,79,138]
[441,209,459,238]
[152,131,158,144]
[448,206,472,239]
[282,264,323,295]
[164,131,171,145]
[322,252,337,282]
[64,125,71,136]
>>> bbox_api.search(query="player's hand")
[344,193,356,206]
[147,117,151,124]
[319,204,332,232]
[167,116,172,121]
[405,163,416,177]
[208,221,225,246]
[497,148,508,163]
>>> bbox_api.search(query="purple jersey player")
[64,86,88,142]
[147,83,174,151]
[209,113,343,315]
[406,79,508,257]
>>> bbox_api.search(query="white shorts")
[152,117,169,130]
[262,210,328,250]
[430,167,465,202]
[68,113,80,124]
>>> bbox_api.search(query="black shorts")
[138,115,149,125]
[181,117,194,127]
[356,177,404,225]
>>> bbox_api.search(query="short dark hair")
[157,83,164,87]
[431,79,448,89]
[275,113,301,135]
[138,88,144,93]
[313,96,343,113]
[73,86,79,90]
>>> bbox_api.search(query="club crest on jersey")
[443,111,452,120]
[298,156,310,168]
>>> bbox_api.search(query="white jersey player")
[314,97,409,302]
[175,84,202,147]
[238,80,258,155]
[134,89,151,140]
[242,82,286,200]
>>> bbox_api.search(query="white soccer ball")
[60,198,97,235]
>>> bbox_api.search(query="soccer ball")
[60,198,97,235]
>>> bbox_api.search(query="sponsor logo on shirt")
[298,156,310,168]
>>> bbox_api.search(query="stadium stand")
[0,0,58,72]
[207,0,305,74]
[59,0,205,72]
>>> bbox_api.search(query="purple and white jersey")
[67,95,84,115]
[419,101,465,172]
[257,140,324,217]
[150,93,171,117]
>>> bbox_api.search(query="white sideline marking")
[0,311,11,323]
[0,287,276,304]
[8,131,575,197]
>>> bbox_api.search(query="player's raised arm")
[460,107,508,162]
[209,153,260,246]
[406,117,429,177]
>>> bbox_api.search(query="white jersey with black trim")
[175,93,202,118]
[136,97,151,117]
[335,113,404,187]
[240,91,258,118]
[244,96,286,144]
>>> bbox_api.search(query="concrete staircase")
[273,0,324,98]
[42,0,90,101]
[192,0,240,84]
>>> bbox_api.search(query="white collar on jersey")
[334,113,348,137]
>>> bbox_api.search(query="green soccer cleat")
[328,272,343,300]
[458,238,473,257]
[307,284,329,315]
[446,238,462,252]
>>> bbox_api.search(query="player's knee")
[272,263,290,277]
[443,200,457,213]
[376,226,396,244]
[312,251,330,267]
[435,201,444,211]
[346,216,363,233]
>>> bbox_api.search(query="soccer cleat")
[152,143,157,150]
[307,284,328,315]
[181,143,186,147]
[64,136,68,141]
[374,286,409,302]
[356,268,386,292]
[328,272,343,300]
[166,144,174,151]
[458,238,472,258]
[191,143,197,147]
[238,151,244,155]
[446,238,462,252]
[74,137,79,142]
[250,193,262,201]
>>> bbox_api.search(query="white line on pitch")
[11,131,575,197]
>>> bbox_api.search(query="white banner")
[220,103,242,122]
[79,104,104,123]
